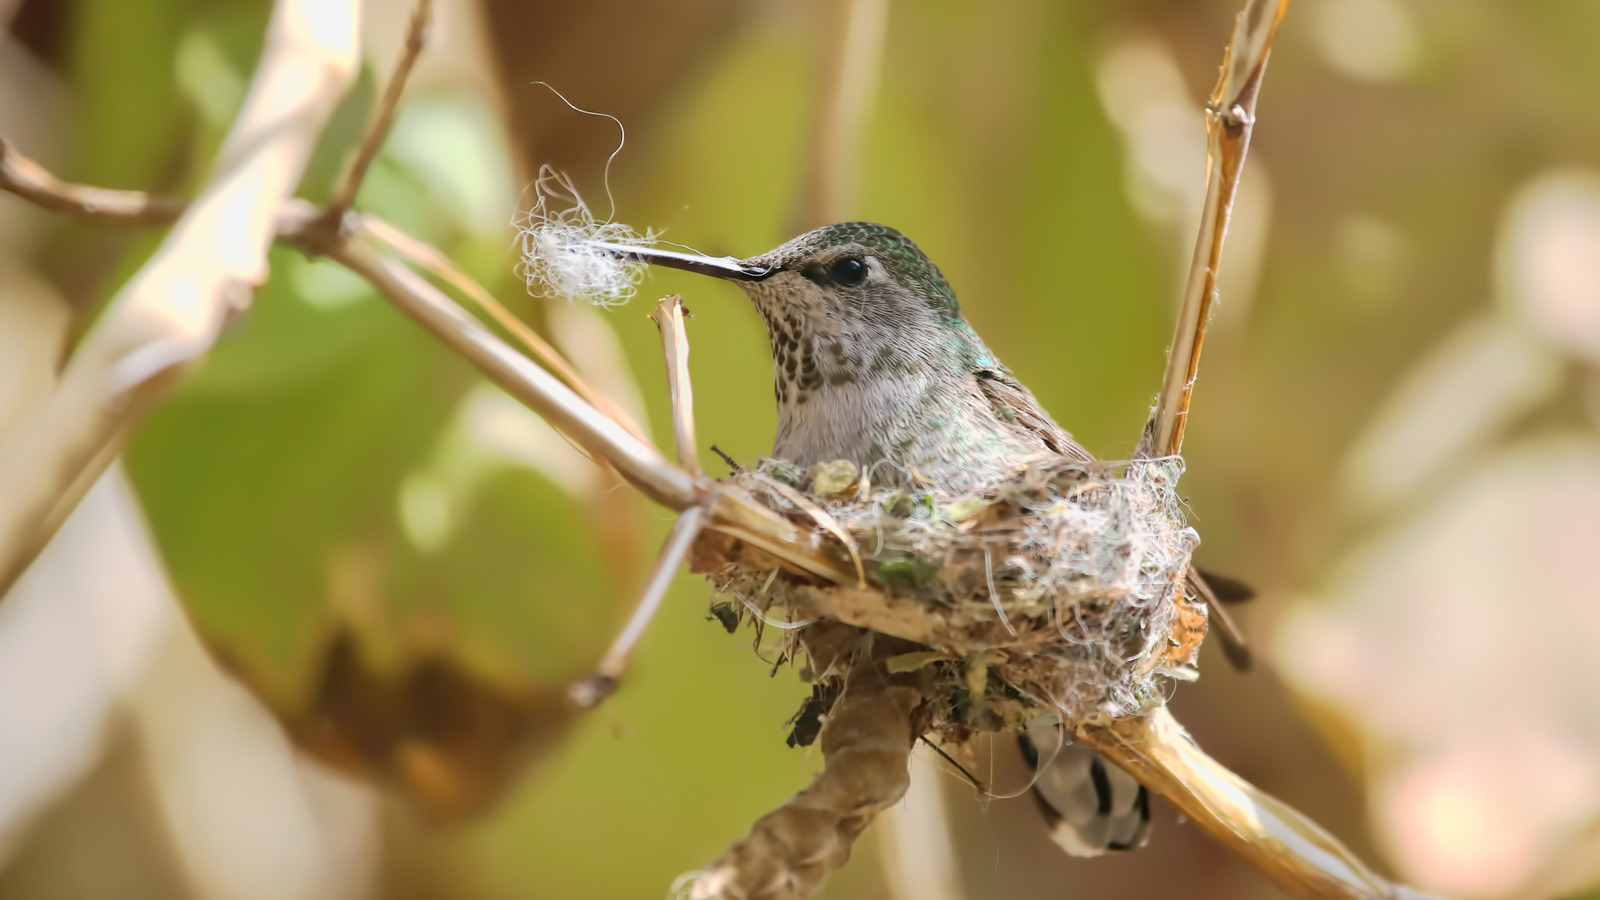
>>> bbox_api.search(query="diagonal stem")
[324,0,434,222]
[570,505,705,708]
[0,145,862,588]
[317,236,701,510]
[362,213,649,442]
[1144,0,1290,459]
[1078,707,1436,900]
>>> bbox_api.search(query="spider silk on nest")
[514,165,655,308]
[694,455,1205,737]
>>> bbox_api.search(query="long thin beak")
[573,240,774,282]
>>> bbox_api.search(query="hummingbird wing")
[975,367,1256,671]
[972,368,1093,462]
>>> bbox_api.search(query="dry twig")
[361,214,649,441]
[1144,0,1290,458]
[0,146,861,585]
[570,506,706,708]
[681,634,920,900]
[0,0,363,596]
[310,236,700,508]
[324,0,433,222]
[0,139,184,227]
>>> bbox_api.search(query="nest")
[691,455,1207,743]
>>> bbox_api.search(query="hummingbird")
[590,221,1248,856]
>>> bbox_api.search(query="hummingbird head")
[730,221,963,336]
[584,222,980,378]
[731,223,998,411]
[582,223,1013,476]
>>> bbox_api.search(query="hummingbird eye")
[827,256,868,287]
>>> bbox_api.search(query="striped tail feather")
[1017,718,1151,857]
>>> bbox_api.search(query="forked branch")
[324,0,434,221]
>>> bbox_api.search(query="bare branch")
[0,138,183,227]
[1078,707,1438,900]
[570,505,705,708]
[0,143,650,447]
[325,242,862,586]
[361,214,649,441]
[325,0,434,221]
[1144,0,1290,458]
[651,295,702,477]
[682,642,920,900]
[0,144,865,589]
[316,236,701,509]
[0,0,364,597]
[299,239,862,585]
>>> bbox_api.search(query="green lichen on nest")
[703,455,1204,734]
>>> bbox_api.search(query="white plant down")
[514,166,654,308]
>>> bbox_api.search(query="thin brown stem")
[320,240,859,585]
[324,0,434,221]
[315,235,701,510]
[361,214,648,442]
[1144,0,1290,458]
[0,138,184,227]
[0,141,648,447]
[570,505,705,708]
[0,142,862,588]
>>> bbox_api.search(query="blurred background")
[2,0,1600,898]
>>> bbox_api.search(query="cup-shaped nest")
[691,456,1207,739]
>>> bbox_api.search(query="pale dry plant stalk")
[1144,0,1291,458]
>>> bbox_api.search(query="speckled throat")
[735,265,1056,493]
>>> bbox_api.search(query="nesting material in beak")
[516,168,771,306]
[573,241,773,282]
